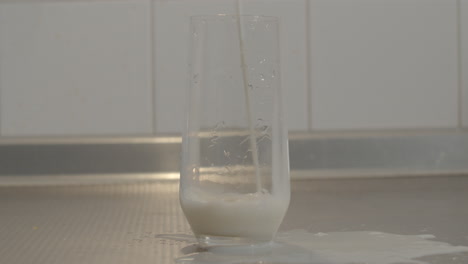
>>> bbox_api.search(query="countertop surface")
[1,175,468,264]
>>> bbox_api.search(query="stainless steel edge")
[1,131,468,178]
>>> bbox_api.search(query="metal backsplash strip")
[1,131,468,178]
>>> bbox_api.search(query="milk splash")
[159,230,468,264]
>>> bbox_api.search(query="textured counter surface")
[1,175,468,264]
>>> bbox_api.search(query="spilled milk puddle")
[157,230,468,264]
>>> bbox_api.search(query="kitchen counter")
[1,174,468,264]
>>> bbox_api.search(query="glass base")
[195,235,273,248]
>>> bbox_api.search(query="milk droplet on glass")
[191,167,200,180]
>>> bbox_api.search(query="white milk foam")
[180,187,289,241]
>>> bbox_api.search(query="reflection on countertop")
[1,174,467,264]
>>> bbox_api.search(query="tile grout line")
[0,55,2,137]
[150,0,157,135]
[457,0,464,128]
[0,42,3,136]
[305,0,313,131]
[0,128,465,145]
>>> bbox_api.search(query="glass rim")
[190,14,279,22]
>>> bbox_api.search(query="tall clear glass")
[180,15,290,247]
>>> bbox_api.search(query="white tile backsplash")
[462,0,468,128]
[154,0,308,133]
[240,0,309,131]
[309,0,459,130]
[0,1,153,136]
[0,0,466,136]
[153,0,237,134]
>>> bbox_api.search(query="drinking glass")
[180,15,290,247]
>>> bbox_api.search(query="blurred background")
[0,0,467,178]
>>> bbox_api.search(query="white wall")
[0,0,466,136]
[463,0,468,127]
[309,0,458,130]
